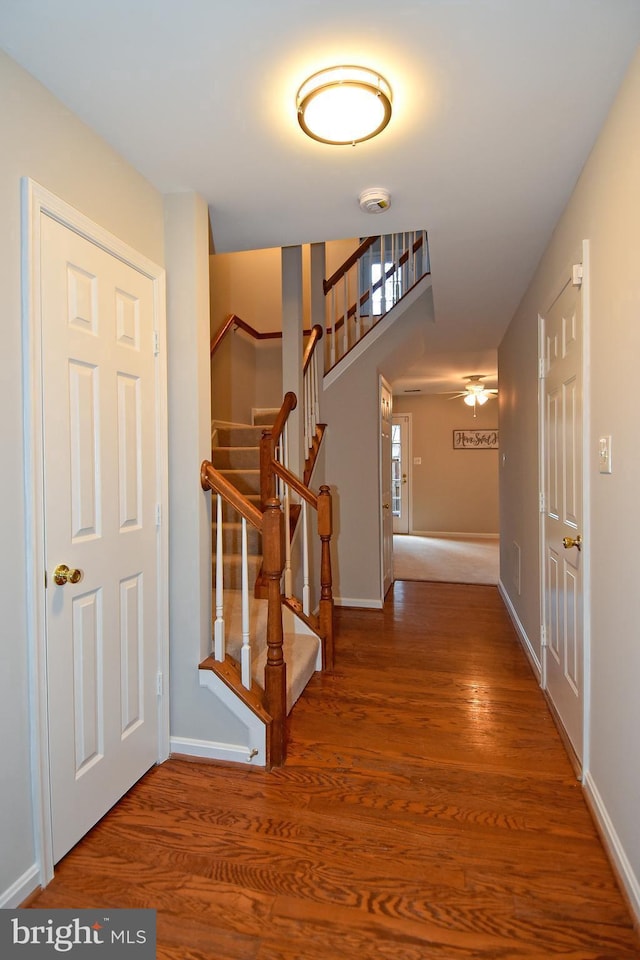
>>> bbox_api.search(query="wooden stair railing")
[200,459,288,766]
[323,231,430,371]
[260,389,333,669]
[210,313,281,358]
[270,459,334,671]
[201,387,334,765]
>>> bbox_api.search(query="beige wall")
[323,285,434,605]
[393,394,499,535]
[499,48,640,916]
[0,51,165,904]
[209,246,281,334]
[209,238,359,424]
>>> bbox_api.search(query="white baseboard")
[498,580,542,679]
[408,530,499,540]
[0,863,40,908]
[335,597,383,610]
[170,736,262,766]
[583,771,640,925]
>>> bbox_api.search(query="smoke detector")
[359,187,391,214]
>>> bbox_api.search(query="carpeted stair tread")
[218,589,319,713]
[212,446,261,470]
[217,469,260,496]
[215,425,269,447]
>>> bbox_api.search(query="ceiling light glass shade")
[464,390,489,406]
[297,66,392,145]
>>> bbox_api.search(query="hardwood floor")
[29,582,640,959]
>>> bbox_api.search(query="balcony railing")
[324,231,430,371]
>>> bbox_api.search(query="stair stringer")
[197,660,269,766]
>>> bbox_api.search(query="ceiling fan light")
[463,394,476,407]
[297,66,392,145]
[476,392,489,405]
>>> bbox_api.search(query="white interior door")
[380,377,394,597]
[41,213,161,862]
[542,258,585,763]
[392,414,410,534]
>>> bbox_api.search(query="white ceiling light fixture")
[296,66,392,145]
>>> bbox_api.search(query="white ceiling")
[2,1,639,395]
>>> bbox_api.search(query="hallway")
[27,582,640,958]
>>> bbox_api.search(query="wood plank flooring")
[28,582,640,959]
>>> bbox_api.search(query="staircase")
[209,414,322,714]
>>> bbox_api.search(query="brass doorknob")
[53,564,83,585]
[383,503,390,510]
[562,535,582,551]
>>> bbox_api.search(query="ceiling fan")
[450,375,498,417]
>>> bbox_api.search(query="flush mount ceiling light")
[296,66,392,145]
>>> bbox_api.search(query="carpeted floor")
[393,534,500,585]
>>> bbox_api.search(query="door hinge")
[157,672,163,697]
[155,503,162,526]
[539,491,545,513]
[541,624,547,647]
[153,330,160,356]
[572,263,583,287]
[538,357,545,379]
[44,569,48,589]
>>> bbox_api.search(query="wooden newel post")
[317,484,335,671]
[260,430,276,510]
[262,497,287,766]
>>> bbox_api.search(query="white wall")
[0,51,165,905]
[393,394,499,535]
[323,284,435,606]
[499,48,640,918]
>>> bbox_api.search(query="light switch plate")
[598,436,612,474]
[413,457,422,465]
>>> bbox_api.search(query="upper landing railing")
[323,231,430,371]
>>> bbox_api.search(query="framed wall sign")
[453,429,499,450]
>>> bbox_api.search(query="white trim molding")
[198,669,267,765]
[0,864,40,909]
[583,771,640,925]
[170,737,262,766]
[410,531,499,540]
[335,597,384,610]
[498,580,542,680]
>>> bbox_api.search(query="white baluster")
[312,346,319,438]
[390,232,396,308]
[283,423,292,597]
[368,244,374,328]
[354,258,361,345]
[379,234,386,317]
[214,493,225,660]
[240,517,251,689]
[330,287,336,367]
[304,365,311,452]
[302,499,310,617]
[342,275,348,359]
